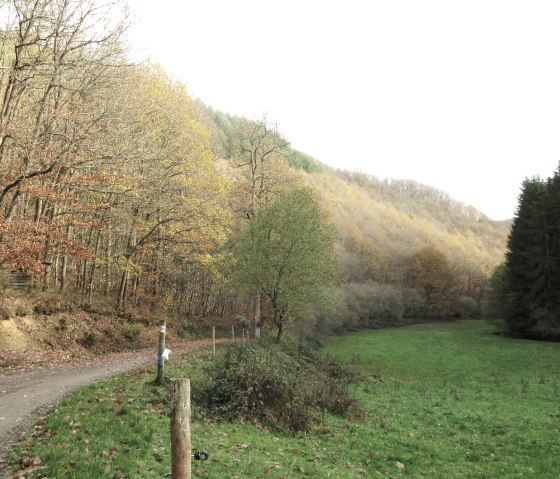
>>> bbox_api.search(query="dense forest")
[0,0,510,342]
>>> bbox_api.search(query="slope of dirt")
[0,308,158,371]
[0,338,225,477]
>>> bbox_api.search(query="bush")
[338,282,423,331]
[15,303,33,317]
[195,341,362,432]
[80,332,96,348]
[0,304,15,320]
[457,295,480,318]
[34,295,75,315]
[123,325,141,343]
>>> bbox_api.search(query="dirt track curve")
[0,339,223,476]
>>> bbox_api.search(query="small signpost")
[156,320,167,385]
[212,326,216,357]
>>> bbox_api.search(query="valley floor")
[4,320,560,478]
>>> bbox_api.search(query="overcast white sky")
[128,0,560,220]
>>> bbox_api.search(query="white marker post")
[212,326,216,357]
[156,320,166,385]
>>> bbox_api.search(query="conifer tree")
[502,171,560,338]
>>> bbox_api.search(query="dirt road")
[0,339,220,475]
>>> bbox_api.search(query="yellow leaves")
[310,169,506,287]
[103,257,142,274]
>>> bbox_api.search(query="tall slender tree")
[228,116,300,338]
[233,187,338,342]
[502,171,560,338]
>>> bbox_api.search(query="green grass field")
[9,320,560,478]
[323,320,560,478]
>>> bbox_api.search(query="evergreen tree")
[544,168,560,328]
[502,170,560,338]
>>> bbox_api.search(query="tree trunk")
[254,293,261,339]
[59,255,68,293]
[117,270,128,309]
[275,318,284,343]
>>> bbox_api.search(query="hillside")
[305,169,508,331]
[200,106,508,331]
[311,168,507,284]
[0,0,509,356]
[202,107,508,278]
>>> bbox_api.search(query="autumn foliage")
[0,0,508,339]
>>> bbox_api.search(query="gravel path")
[0,339,222,476]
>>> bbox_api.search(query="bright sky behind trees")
[128,0,560,220]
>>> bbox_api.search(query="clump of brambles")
[195,340,362,432]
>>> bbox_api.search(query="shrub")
[15,303,33,317]
[123,325,141,343]
[457,295,480,318]
[0,304,15,320]
[195,341,362,432]
[340,282,410,329]
[34,295,75,315]
[80,332,96,348]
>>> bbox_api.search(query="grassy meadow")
[9,320,560,478]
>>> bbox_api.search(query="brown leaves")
[23,456,43,468]
[255,421,269,433]
[264,463,281,475]
[0,212,95,278]
[101,447,118,458]
[19,182,78,206]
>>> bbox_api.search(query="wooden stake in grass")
[156,320,166,385]
[171,379,191,479]
[231,324,235,340]
[212,326,216,357]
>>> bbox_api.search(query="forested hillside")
[190,106,509,333]
[308,170,509,331]
[0,0,508,347]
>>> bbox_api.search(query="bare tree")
[0,0,129,279]
[229,116,299,338]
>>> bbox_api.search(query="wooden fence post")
[156,320,166,385]
[212,326,216,357]
[231,324,235,340]
[171,378,191,479]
